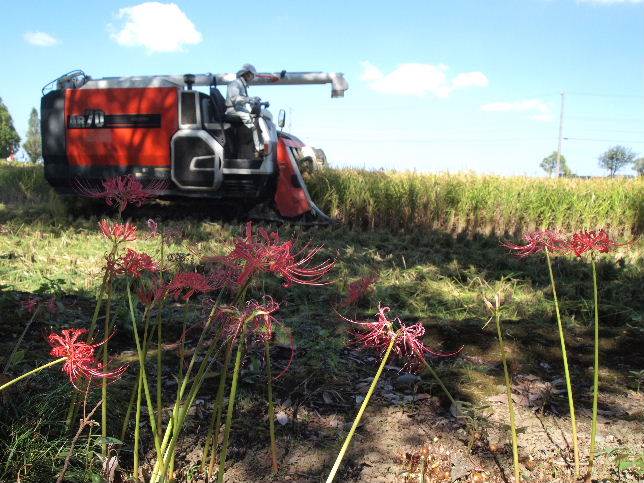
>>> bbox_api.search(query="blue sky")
[1,0,642,176]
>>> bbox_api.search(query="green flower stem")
[0,357,66,393]
[588,254,600,474]
[494,310,520,483]
[156,307,164,433]
[65,269,112,432]
[157,229,165,434]
[152,301,224,481]
[156,333,226,482]
[126,282,162,456]
[120,374,139,443]
[265,339,279,474]
[101,280,113,458]
[177,308,188,397]
[217,327,248,483]
[420,359,457,406]
[326,335,398,483]
[132,307,152,481]
[204,340,234,476]
[545,248,580,477]
[66,242,118,432]
[133,366,144,480]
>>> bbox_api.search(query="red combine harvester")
[40,69,348,218]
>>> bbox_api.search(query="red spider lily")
[20,296,59,315]
[108,249,159,278]
[350,304,397,352]
[349,305,461,370]
[207,263,242,292]
[46,296,59,314]
[166,272,212,301]
[135,278,167,306]
[246,297,281,343]
[21,296,40,314]
[48,328,127,388]
[75,175,167,213]
[211,222,335,287]
[568,229,624,257]
[98,219,137,243]
[341,274,378,307]
[216,298,295,379]
[501,230,568,257]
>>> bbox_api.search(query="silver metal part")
[78,71,348,97]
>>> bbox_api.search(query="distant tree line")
[541,145,642,177]
[0,100,41,162]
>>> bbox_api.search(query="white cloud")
[578,0,643,4]
[23,31,59,47]
[452,72,489,89]
[480,99,553,122]
[109,2,202,53]
[360,61,488,97]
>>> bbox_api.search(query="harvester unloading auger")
[40,69,348,220]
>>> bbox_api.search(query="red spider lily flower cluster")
[107,249,158,278]
[99,219,137,243]
[341,274,378,307]
[135,278,168,306]
[48,328,127,388]
[216,297,294,378]
[208,222,335,287]
[207,263,242,293]
[21,295,59,315]
[245,297,281,343]
[75,175,167,213]
[501,230,568,257]
[21,296,40,314]
[569,229,623,257]
[503,228,630,258]
[349,305,460,370]
[166,272,213,301]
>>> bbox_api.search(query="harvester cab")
[40,69,348,218]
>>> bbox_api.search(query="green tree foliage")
[598,145,636,177]
[0,97,21,159]
[634,157,644,176]
[540,151,572,177]
[23,108,42,163]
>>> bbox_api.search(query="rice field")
[2,160,642,236]
[306,168,643,235]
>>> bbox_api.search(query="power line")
[561,115,644,123]
[567,92,644,99]
[563,137,644,144]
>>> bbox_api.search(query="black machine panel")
[41,90,69,185]
[172,135,216,188]
[180,91,197,125]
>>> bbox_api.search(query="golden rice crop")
[306,168,643,236]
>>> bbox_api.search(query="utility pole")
[556,91,565,177]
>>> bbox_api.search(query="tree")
[634,157,644,176]
[0,97,21,159]
[23,107,42,163]
[598,145,636,177]
[540,151,572,177]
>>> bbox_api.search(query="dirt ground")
[148,344,644,483]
